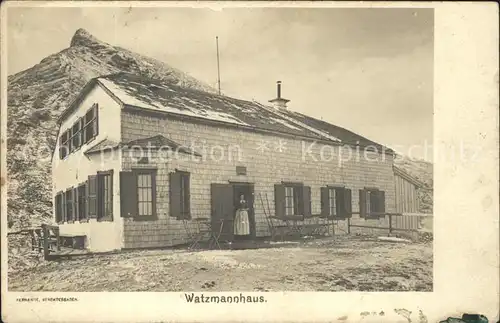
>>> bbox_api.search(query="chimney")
[269,80,290,109]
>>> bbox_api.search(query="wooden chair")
[189,218,213,250]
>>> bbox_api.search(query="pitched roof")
[83,135,201,156]
[278,109,388,152]
[97,73,324,140]
[72,72,389,152]
[393,165,428,189]
[84,138,120,155]
[125,135,201,156]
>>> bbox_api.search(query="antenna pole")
[216,36,221,95]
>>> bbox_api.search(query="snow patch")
[99,78,250,126]
[269,117,301,130]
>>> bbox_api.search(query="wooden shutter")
[344,188,352,218]
[320,187,330,217]
[335,188,346,218]
[58,136,64,159]
[55,194,61,223]
[120,171,137,217]
[169,171,181,219]
[94,104,99,137]
[73,187,79,221]
[369,190,379,218]
[377,190,386,218]
[274,184,285,218]
[302,186,311,218]
[87,175,97,218]
[151,171,157,218]
[183,173,191,220]
[359,189,367,218]
[62,191,67,222]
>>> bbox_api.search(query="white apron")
[234,208,250,236]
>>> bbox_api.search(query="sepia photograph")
[6,6,434,293]
[1,2,498,323]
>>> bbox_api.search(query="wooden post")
[389,214,393,235]
[347,218,351,234]
[42,225,50,260]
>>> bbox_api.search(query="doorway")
[232,182,256,240]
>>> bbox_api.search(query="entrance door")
[211,184,234,242]
[232,183,256,239]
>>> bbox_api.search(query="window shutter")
[83,114,88,144]
[377,190,386,218]
[62,191,67,222]
[120,171,137,217]
[59,136,64,159]
[55,194,61,223]
[274,184,285,218]
[87,175,97,218]
[335,188,346,218]
[369,190,379,218]
[94,104,99,137]
[359,189,367,218]
[81,182,87,220]
[169,171,182,219]
[183,173,191,220]
[344,188,352,218]
[151,171,157,218]
[73,187,79,221]
[320,187,330,217]
[302,186,311,218]
[68,129,73,153]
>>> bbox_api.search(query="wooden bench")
[59,234,87,250]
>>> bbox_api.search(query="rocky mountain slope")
[7,29,215,229]
[394,155,433,213]
[7,28,433,230]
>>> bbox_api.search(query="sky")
[7,6,434,161]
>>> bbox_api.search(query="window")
[83,104,98,144]
[77,183,87,221]
[236,166,247,176]
[65,189,74,222]
[284,184,303,216]
[119,169,157,220]
[329,188,337,216]
[97,171,113,221]
[169,171,190,220]
[321,186,352,218]
[55,193,63,223]
[359,188,385,218]
[59,130,69,159]
[275,183,311,218]
[138,172,154,217]
[58,104,97,159]
[71,119,82,151]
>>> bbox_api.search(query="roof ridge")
[252,101,342,143]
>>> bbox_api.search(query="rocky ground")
[8,235,432,292]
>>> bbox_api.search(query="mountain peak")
[70,28,106,48]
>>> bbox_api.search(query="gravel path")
[8,236,432,292]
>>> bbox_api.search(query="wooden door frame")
[230,181,256,239]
